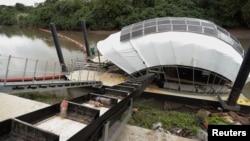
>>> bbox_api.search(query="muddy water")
[0,26,108,64]
[0,26,108,78]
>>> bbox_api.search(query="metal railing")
[0,54,101,85]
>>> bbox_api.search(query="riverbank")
[88,30,120,35]
[227,28,250,39]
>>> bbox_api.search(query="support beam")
[227,46,250,105]
[50,23,67,72]
[81,20,91,57]
[218,46,250,111]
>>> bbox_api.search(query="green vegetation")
[1,0,250,30]
[13,91,72,104]
[206,115,233,125]
[128,98,202,135]
[128,98,232,136]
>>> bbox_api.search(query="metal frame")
[101,100,133,141]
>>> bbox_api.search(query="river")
[0,26,108,63]
[0,26,250,99]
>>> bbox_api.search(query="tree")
[1,0,250,30]
[88,0,134,30]
[15,3,25,11]
[0,7,17,25]
[241,0,250,28]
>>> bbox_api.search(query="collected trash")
[152,122,166,133]
[169,127,193,138]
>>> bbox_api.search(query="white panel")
[97,33,136,74]
[131,37,159,67]
[97,31,245,83]
[169,33,194,66]
[153,39,176,65]
[114,41,146,72]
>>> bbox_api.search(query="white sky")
[0,0,46,6]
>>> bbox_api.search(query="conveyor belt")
[0,73,155,141]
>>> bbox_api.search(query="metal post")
[4,55,11,84]
[87,67,89,81]
[70,62,74,81]
[176,66,181,91]
[192,67,195,92]
[50,23,67,72]
[227,46,250,105]
[81,20,91,57]
[78,70,82,82]
[98,50,101,69]
[22,58,28,82]
[94,69,96,81]
[32,60,38,84]
[206,71,210,86]
[43,61,48,81]
[218,46,250,111]
[52,62,57,83]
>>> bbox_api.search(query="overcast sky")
[0,0,45,6]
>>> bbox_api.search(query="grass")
[13,91,71,104]
[128,98,231,136]
[128,98,201,134]
[206,115,233,125]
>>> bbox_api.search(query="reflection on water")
[0,34,58,61]
[0,26,109,63]
[0,26,109,78]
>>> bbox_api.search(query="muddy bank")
[88,30,119,35]
[227,28,250,39]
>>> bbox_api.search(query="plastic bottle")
[60,98,68,118]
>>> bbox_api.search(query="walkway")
[0,92,49,122]
[0,54,103,94]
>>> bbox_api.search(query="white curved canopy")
[97,17,250,83]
